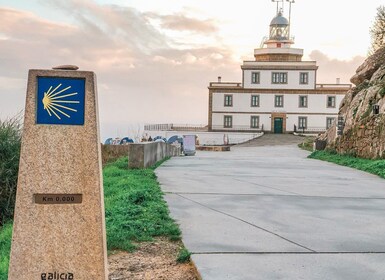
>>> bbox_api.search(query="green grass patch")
[297,137,315,152]
[0,223,12,280]
[177,247,191,263]
[309,151,385,179]
[0,156,181,278]
[104,157,181,252]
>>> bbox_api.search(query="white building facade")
[208,10,350,134]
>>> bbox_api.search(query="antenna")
[271,0,283,14]
[286,0,295,39]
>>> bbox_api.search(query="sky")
[0,0,383,140]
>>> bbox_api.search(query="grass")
[0,156,181,278]
[104,156,180,252]
[177,248,191,263]
[0,223,12,280]
[309,150,385,179]
[297,137,315,152]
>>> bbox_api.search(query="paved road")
[156,135,385,279]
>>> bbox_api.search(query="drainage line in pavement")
[192,251,385,255]
[166,192,385,200]
[176,194,316,253]
[233,178,302,196]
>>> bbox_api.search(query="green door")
[274,118,283,134]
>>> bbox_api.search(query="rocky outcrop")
[350,47,385,86]
[321,46,385,159]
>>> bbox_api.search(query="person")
[148,136,153,141]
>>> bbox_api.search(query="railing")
[211,124,264,132]
[316,84,352,89]
[294,125,326,134]
[209,82,242,88]
[144,124,207,131]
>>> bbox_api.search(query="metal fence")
[294,125,326,134]
[144,124,207,131]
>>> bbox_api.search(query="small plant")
[177,248,191,263]
[379,87,385,98]
[0,223,13,280]
[0,115,22,225]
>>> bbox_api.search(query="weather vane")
[271,0,283,14]
[286,0,295,39]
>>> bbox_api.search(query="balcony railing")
[316,84,352,89]
[144,124,208,131]
[294,125,327,134]
[211,124,264,132]
[209,82,242,88]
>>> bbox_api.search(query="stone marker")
[8,67,108,280]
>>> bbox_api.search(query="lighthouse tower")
[254,9,303,62]
[206,2,350,134]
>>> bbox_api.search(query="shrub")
[0,115,22,225]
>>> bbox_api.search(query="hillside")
[320,46,385,159]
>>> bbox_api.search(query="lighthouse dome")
[270,12,289,26]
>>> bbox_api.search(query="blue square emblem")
[36,77,85,125]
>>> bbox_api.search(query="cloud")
[148,13,218,34]
[308,50,365,84]
[0,2,238,140]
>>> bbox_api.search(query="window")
[250,116,259,128]
[224,95,233,107]
[224,115,233,128]
[251,72,260,84]
[300,72,309,84]
[326,117,336,129]
[298,117,307,129]
[299,95,308,108]
[272,72,288,84]
[251,95,260,107]
[327,96,336,108]
[275,95,284,107]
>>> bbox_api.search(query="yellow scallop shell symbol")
[42,84,79,120]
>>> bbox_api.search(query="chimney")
[218,76,222,83]
[336,78,340,85]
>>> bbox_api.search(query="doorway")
[274,118,283,134]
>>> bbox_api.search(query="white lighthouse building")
[208,8,350,133]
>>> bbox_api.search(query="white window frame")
[327,96,336,108]
[251,72,260,84]
[275,95,284,107]
[298,117,307,129]
[251,95,260,107]
[224,115,233,128]
[300,72,309,85]
[272,72,288,84]
[250,116,260,128]
[224,95,233,107]
[299,95,308,108]
[326,117,336,129]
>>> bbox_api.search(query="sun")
[42,84,80,120]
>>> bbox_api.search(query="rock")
[350,46,385,86]
[319,46,385,159]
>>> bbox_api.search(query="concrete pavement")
[156,135,385,279]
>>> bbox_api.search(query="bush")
[177,248,191,263]
[0,115,22,225]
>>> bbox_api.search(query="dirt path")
[108,238,199,280]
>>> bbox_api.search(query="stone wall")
[320,46,385,159]
[101,144,129,165]
[128,142,180,169]
[334,115,385,158]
